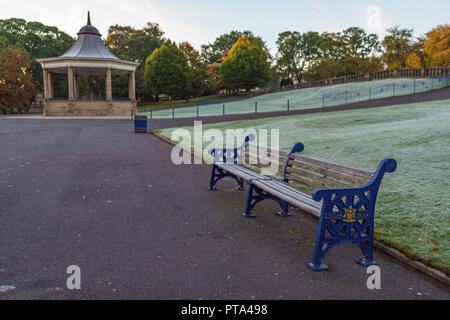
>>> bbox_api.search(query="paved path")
[0,117,448,299]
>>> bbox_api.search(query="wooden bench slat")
[244,149,290,163]
[252,180,321,217]
[253,179,322,210]
[246,143,291,158]
[285,172,324,190]
[288,160,369,187]
[287,165,354,189]
[290,154,373,179]
[218,163,262,181]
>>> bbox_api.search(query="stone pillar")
[47,72,53,99]
[128,71,136,101]
[43,69,48,99]
[68,67,74,100]
[74,75,79,100]
[106,68,112,100]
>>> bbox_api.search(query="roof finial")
[87,11,91,26]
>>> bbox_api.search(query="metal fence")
[323,76,449,107]
[138,76,449,119]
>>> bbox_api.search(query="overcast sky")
[1,0,449,55]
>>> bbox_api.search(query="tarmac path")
[0,88,449,299]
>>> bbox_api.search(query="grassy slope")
[156,99,450,272]
[138,94,249,110]
[144,78,447,118]
[138,95,225,110]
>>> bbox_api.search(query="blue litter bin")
[134,115,147,133]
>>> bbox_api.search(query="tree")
[320,32,349,61]
[205,62,222,93]
[381,26,418,69]
[304,58,346,81]
[105,22,165,102]
[106,22,165,64]
[423,24,450,66]
[220,36,271,91]
[0,46,35,114]
[0,18,73,96]
[342,27,379,59]
[144,40,193,99]
[104,25,137,59]
[405,52,422,68]
[276,31,322,82]
[179,42,208,97]
[276,31,304,82]
[201,30,269,64]
[305,56,383,81]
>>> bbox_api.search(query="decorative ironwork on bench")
[309,158,397,270]
[208,134,255,191]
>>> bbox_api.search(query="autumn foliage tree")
[220,36,271,91]
[381,26,423,69]
[423,24,450,66]
[0,18,73,96]
[179,42,208,97]
[0,46,35,114]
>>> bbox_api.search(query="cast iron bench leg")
[243,180,290,218]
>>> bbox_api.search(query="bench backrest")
[243,142,373,194]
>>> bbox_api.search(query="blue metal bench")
[208,135,397,271]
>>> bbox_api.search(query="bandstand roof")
[37,12,138,76]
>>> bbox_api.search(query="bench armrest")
[209,134,255,163]
[282,142,305,181]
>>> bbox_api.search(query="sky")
[1,0,449,55]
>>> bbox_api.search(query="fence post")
[255,102,257,113]
[322,95,325,108]
[413,79,416,94]
[197,106,199,118]
[393,83,395,97]
[223,104,225,115]
[150,109,153,119]
[172,107,175,119]
[345,91,348,104]
[369,87,371,101]
[287,99,290,111]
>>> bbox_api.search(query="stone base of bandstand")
[43,100,137,117]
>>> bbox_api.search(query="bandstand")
[37,12,139,116]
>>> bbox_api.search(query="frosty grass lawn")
[142,77,447,119]
[156,99,450,272]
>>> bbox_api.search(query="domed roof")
[77,11,101,36]
[60,12,119,60]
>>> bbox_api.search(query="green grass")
[138,94,243,111]
[142,77,448,119]
[156,99,450,272]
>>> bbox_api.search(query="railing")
[250,66,450,98]
[48,97,131,101]
[322,76,449,107]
